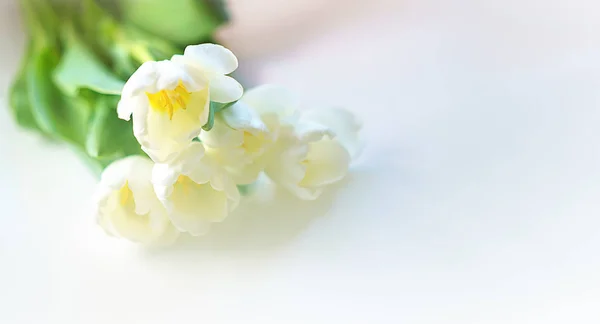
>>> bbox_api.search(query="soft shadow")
[139,144,408,261]
[142,176,356,258]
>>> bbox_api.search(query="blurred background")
[1,0,600,323]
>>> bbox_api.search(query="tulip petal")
[152,142,207,185]
[209,75,243,103]
[168,180,229,235]
[294,120,334,143]
[264,140,308,193]
[183,44,239,75]
[227,159,266,185]
[242,85,299,119]
[120,61,158,97]
[302,107,363,159]
[200,118,244,148]
[300,138,350,188]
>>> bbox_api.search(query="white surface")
[1,0,600,323]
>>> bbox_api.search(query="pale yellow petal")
[300,138,350,187]
[168,178,229,236]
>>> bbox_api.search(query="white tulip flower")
[199,85,299,184]
[117,44,243,163]
[152,142,240,236]
[95,156,179,245]
[263,108,361,200]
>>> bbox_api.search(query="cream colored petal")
[262,128,349,200]
[294,120,335,143]
[242,85,299,119]
[241,131,269,156]
[185,163,214,185]
[121,61,158,97]
[190,88,211,127]
[205,146,250,171]
[264,141,308,194]
[199,118,244,148]
[302,107,363,159]
[137,88,210,163]
[226,158,266,185]
[201,111,270,179]
[131,100,150,145]
[219,173,241,211]
[153,61,178,88]
[179,144,213,183]
[290,185,323,201]
[152,60,195,91]
[124,60,191,96]
[220,101,267,134]
[116,96,134,121]
[194,157,240,210]
[99,155,152,189]
[182,44,238,75]
[209,75,243,103]
[151,165,180,189]
[261,146,322,199]
[168,180,229,236]
[151,142,206,186]
[142,143,188,165]
[104,192,160,244]
[299,138,350,188]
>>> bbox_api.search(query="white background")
[1,0,600,323]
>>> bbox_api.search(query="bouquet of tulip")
[10,0,362,245]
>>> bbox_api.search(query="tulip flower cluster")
[10,0,229,174]
[94,44,362,245]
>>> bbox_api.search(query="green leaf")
[120,0,227,46]
[120,26,180,63]
[236,184,251,196]
[202,100,238,131]
[76,0,120,63]
[85,94,143,161]
[53,35,125,96]
[85,98,120,159]
[8,44,40,132]
[26,45,92,146]
[216,100,237,113]
[20,0,61,43]
[202,101,218,131]
[203,0,230,23]
[110,46,139,80]
[236,182,261,196]
[26,45,62,137]
[9,72,38,131]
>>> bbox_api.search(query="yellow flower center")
[176,175,194,195]
[118,180,137,214]
[115,181,150,230]
[241,131,266,154]
[146,81,191,120]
